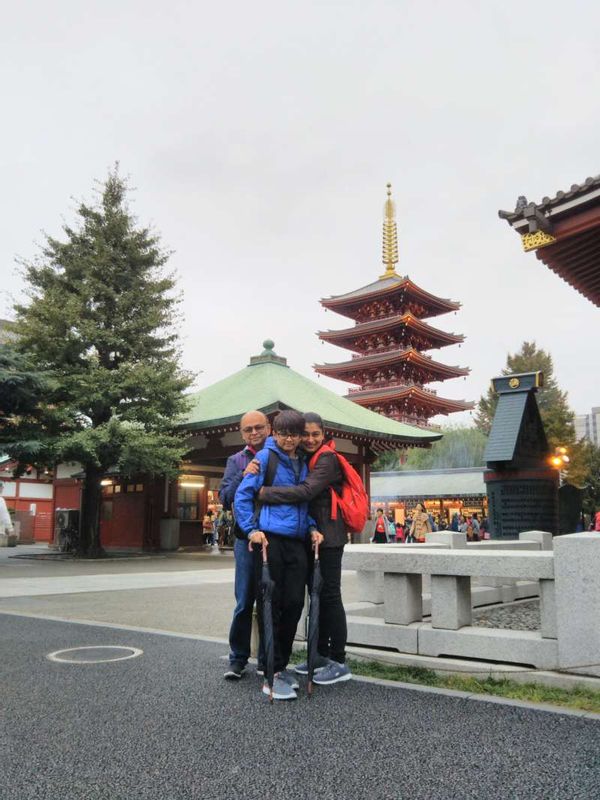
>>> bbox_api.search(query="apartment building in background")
[575,407,600,447]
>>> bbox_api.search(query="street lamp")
[549,446,569,484]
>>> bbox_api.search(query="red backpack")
[308,440,369,534]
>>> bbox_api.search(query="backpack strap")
[251,450,280,527]
[308,440,335,470]
[263,449,279,488]
[308,443,342,521]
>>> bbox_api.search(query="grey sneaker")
[279,669,300,690]
[312,660,352,685]
[294,655,330,675]
[224,661,246,680]
[262,674,297,701]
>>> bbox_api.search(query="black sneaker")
[224,661,245,680]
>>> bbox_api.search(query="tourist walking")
[480,515,488,537]
[385,513,396,542]
[219,410,271,680]
[409,502,432,542]
[235,410,322,701]
[202,511,214,545]
[258,412,353,687]
[471,512,481,541]
[372,509,388,543]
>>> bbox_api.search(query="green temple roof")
[182,341,442,447]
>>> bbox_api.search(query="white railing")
[342,532,600,677]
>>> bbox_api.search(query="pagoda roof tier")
[321,275,460,321]
[314,348,469,383]
[347,384,474,415]
[318,312,464,350]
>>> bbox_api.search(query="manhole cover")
[47,646,143,664]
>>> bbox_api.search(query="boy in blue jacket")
[235,409,323,701]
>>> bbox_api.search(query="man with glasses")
[235,410,322,701]
[220,410,271,680]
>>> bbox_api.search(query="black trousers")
[257,534,308,674]
[311,545,347,664]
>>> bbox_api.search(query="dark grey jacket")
[259,450,347,548]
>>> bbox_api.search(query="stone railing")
[342,532,600,677]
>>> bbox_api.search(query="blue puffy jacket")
[234,437,316,539]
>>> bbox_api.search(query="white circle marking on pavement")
[46,646,143,664]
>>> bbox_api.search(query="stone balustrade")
[342,532,600,677]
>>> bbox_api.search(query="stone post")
[430,575,472,629]
[539,579,557,639]
[554,533,600,677]
[383,573,422,624]
[356,570,384,604]
[425,532,467,548]
[519,530,554,551]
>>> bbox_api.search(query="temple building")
[499,174,600,307]
[315,185,473,428]
[176,339,440,544]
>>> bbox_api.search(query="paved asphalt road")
[1,614,599,800]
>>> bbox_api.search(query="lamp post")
[550,446,570,486]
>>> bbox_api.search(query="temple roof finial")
[380,182,399,279]
[248,339,288,367]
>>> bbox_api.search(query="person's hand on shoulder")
[243,458,261,476]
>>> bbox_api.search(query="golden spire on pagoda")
[379,182,399,279]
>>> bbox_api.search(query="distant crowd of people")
[370,505,489,543]
[202,509,234,547]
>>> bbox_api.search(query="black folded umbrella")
[260,540,276,702]
[307,540,323,696]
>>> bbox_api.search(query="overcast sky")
[2,1,598,425]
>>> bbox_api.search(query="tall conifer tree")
[10,168,193,556]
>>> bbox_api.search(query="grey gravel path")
[473,599,541,631]
[1,614,599,800]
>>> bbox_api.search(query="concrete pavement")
[0,567,236,598]
[2,613,600,800]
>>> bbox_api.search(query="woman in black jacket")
[258,412,351,685]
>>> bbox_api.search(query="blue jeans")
[228,537,259,666]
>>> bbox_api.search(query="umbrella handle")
[314,539,320,561]
[262,538,268,564]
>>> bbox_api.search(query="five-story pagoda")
[315,185,473,428]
